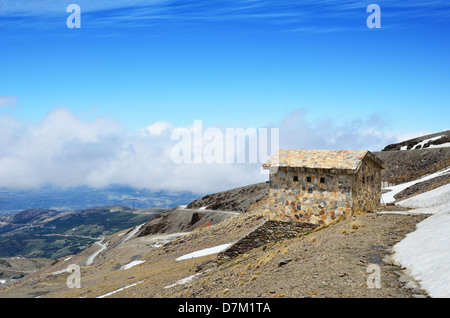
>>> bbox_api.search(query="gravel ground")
[160,211,429,298]
[374,148,450,179]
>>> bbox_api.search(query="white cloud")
[0,106,411,193]
[145,120,172,136]
[273,110,398,152]
[0,107,266,192]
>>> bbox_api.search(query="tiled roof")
[262,149,385,171]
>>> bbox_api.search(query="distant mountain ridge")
[382,130,450,151]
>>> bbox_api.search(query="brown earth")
[0,203,429,299]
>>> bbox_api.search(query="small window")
[320,177,326,184]
[306,176,312,183]
[362,176,366,184]
[293,176,298,182]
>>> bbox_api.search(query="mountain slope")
[0,202,430,298]
[186,182,269,212]
[381,130,450,151]
[1,130,449,298]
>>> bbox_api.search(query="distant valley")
[0,205,166,259]
[0,185,202,260]
[0,184,201,216]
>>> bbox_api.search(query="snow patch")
[176,243,232,261]
[164,270,210,289]
[97,280,144,298]
[412,136,443,149]
[400,135,445,150]
[120,260,146,270]
[397,183,450,210]
[428,142,450,149]
[392,182,450,298]
[381,167,450,204]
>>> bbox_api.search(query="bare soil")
[158,211,429,298]
[0,203,428,299]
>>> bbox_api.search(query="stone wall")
[268,157,382,225]
[268,167,354,225]
[217,219,317,263]
[352,157,382,213]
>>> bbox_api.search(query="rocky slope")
[0,204,429,298]
[0,131,449,299]
[186,181,269,212]
[381,130,450,151]
[374,147,450,180]
[136,207,241,237]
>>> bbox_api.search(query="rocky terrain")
[393,173,450,202]
[136,206,241,237]
[0,204,429,299]
[374,147,450,180]
[0,130,449,299]
[186,181,269,212]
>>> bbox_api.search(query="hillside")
[0,201,431,299]
[1,130,449,299]
[186,182,269,212]
[381,130,450,151]
[375,147,450,180]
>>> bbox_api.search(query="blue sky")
[1,0,449,131]
[0,0,449,191]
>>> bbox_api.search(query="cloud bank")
[0,106,400,193]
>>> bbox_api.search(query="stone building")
[262,150,385,225]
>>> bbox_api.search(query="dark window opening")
[320,177,326,184]
[293,176,298,182]
[306,176,312,182]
